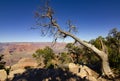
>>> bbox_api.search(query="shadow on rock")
[9,68,89,81]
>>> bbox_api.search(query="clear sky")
[0,0,120,42]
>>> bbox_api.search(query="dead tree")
[34,1,114,78]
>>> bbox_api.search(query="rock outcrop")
[7,58,38,80]
[8,69,25,80]
[6,61,108,81]
[67,63,107,81]
[11,58,38,71]
[0,69,7,81]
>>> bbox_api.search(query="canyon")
[0,42,66,65]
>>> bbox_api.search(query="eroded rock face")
[0,69,7,81]
[11,58,38,71]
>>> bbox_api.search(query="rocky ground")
[0,58,119,81]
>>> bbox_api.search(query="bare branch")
[34,1,114,78]
[66,20,77,33]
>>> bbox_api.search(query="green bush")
[0,54,6,69]
[33,46,55,67]
[59,52,73,63]
[106,28,120,74]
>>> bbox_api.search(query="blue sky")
[0,0,120,42]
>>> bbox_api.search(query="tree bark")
[101,53,113,78]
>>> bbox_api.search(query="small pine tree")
[32,46,55,68]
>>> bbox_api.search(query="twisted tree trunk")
[36,3,114,78]
[58,29,114,78]
[60,34,114,78]
[49,15,114,78]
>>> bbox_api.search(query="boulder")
[0,69,7,81]
[77,65,98,78]
[68,63,79,74]
[68,63,100,81]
